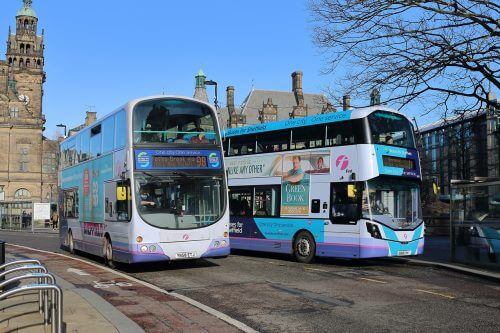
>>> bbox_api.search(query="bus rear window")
[368,111,415,148]
[133,99,219,144]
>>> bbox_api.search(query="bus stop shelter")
[0,202,55,231]
[450,178,500,268]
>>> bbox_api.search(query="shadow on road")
[231,248,412,269]
[60,245,220,274]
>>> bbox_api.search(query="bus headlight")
[221,240,227,247]
[140,245,148,253]
[366,222,382,239]
[214,241,220,248]
[149,245,157,252]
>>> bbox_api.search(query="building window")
[19,161,28,171]
[42,152,58,174]
[15,188,31,199]
[10,107,19,118]
[19,147,29,171]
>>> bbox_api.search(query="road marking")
[359,277,388,284]
[8,243,258,333]
[305,267,329,273]
[93,280,134,289]
[416,289,455,299]
[67,268,90,276]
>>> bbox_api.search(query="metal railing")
[0,272,56,325]
[0,284,63,333]
[0,259,64,333]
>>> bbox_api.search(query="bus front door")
[325,183,360,258]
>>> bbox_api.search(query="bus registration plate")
[176,251,197,259]
[397,250,412,256]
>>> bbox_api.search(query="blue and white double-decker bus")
[59,96,229,266]
[223,106,423,263]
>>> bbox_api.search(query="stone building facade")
[0,0,58,220]
[218,71,334,129]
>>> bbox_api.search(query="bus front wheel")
[103,236,115,269]
[293,231,315,263]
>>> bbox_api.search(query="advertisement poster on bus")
[278,154,311,215]
[82,155,114,224]
[225,150,330,180]
[61,155,114,224]
[276,151,331,215]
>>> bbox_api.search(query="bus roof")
[223,105,407,138]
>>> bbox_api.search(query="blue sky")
[1,0,427,137]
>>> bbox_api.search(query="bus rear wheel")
[293,231,315,263]
[103,237,115,269]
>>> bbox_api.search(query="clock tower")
[3,0,45,124]
[0,0,58,220]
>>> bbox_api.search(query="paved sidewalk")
[394,236,500,282]
[1,245,245,333]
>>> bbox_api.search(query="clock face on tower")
[18,94,30,105]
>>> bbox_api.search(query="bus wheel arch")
[103,233,115,268]
[292,230,316,263]
[68,229,75,254]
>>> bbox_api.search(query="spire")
[193,69,208,102]
[195,69,206,88]
[17,0,37,18]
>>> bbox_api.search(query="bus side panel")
[320,223,360,258]
[230,217,324,254]
[81,156,114,255]
[61,155,114,257]
[229,216,255,250]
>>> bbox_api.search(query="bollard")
[0,240,4,282]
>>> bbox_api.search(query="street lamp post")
[56,124,67,137]
[204,80,219,110]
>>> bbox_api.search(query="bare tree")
[309,0,499,116]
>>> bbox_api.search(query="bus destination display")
[152,155,208,168]
[382,155,415,169]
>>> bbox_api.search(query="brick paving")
[3,245,242,332]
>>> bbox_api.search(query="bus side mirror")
[117,186,127,201]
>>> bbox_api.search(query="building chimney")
[227,86,235,115]
[343,95,351,111]
[292,71,304,107]
[227,86,236,127]
[85,111,97,126]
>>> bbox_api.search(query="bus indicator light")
[136,236,143,243]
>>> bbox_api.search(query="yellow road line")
[416,289,455,299]
[359,277,388,284]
